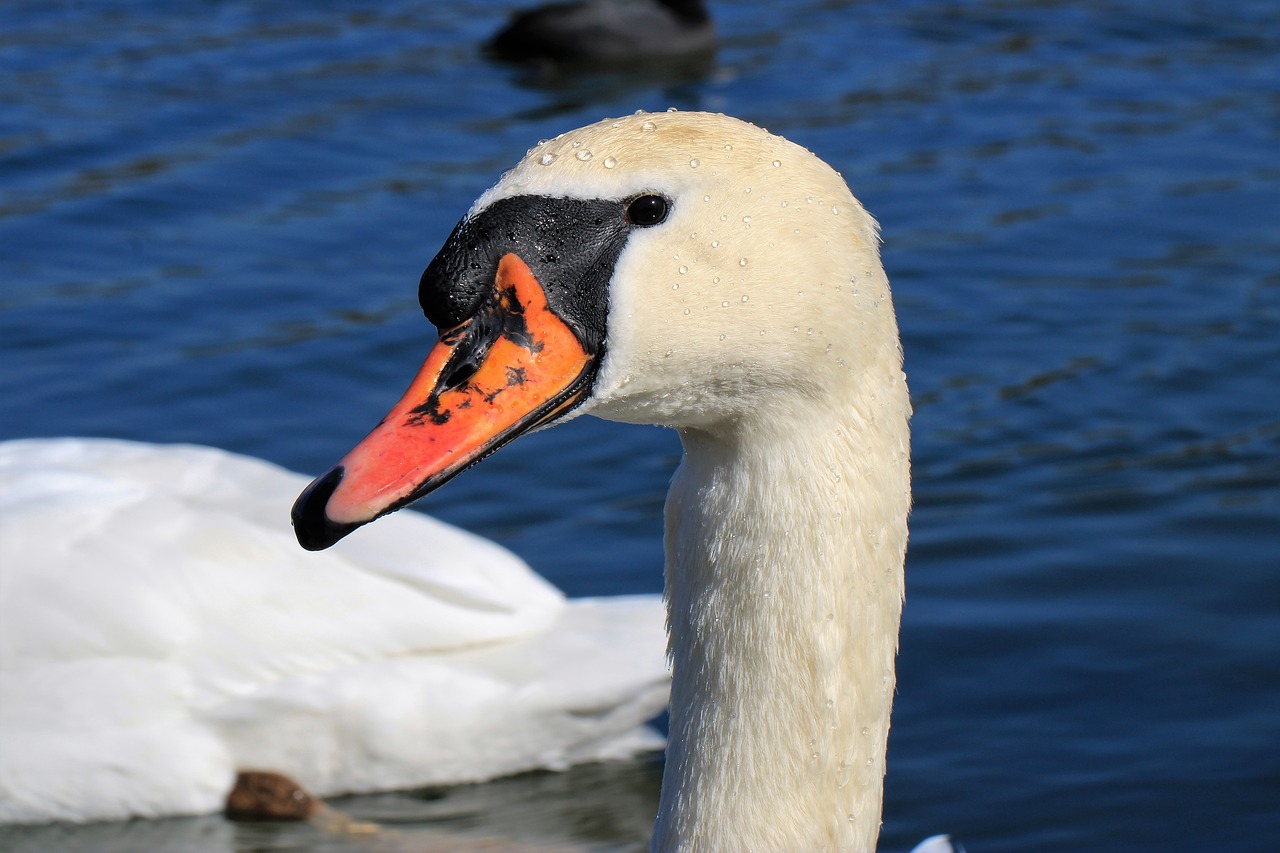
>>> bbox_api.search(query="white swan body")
[294,111,912,851]
[0,437,669,824]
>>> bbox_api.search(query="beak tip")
[292,466,360,551]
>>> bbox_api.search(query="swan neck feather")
[655,392,910,852]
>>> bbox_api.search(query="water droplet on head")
[772,159,782,167]
[741,294,749,302]
[831,205,839,214]
[742,216,751,224]
[710,240,720,248]
[539,153,558,166]
[575,149,592,161]
[603,156,617,169]
[671,283,680,290]
[641,120,657,132]
[678,265,688,274]
[703,194,711,202]
[738,257,748,267]
[719,334,726,341]
[721,300,729,307]
[689,158,700,168]
[724,143,733,151]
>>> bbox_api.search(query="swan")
[487,0,715,64]
[294,110,914,850]
[0,437,669,825]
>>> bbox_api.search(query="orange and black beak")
[292,194,635,550]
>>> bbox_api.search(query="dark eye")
[626,194,669,227]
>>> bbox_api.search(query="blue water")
[2,1,1278,850]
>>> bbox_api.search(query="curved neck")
[653,396,909,852]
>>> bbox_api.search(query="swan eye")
[626,194,669,227]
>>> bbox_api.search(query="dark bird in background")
[487,0,715,64]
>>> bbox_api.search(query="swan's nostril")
[440,356,481,393]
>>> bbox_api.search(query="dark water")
[2,1,1278,850]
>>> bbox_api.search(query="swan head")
[293,111,903,550]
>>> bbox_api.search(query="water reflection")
[0,758,661,853]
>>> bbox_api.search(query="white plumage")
[0,437,668,824]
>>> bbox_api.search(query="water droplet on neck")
[738,258,748,267]
[772,159,782,167]
[603,156,617,169]
[575,149,592,161]
[678,264,688,274]
[539,153,557,165]
[689,158,700,168]
[641,120,657,132]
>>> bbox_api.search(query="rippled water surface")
[2,1,1278,850]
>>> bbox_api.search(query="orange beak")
[293,253,596,550]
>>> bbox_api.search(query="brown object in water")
[224,770,318,821]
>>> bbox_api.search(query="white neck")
[652,390,910,852]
